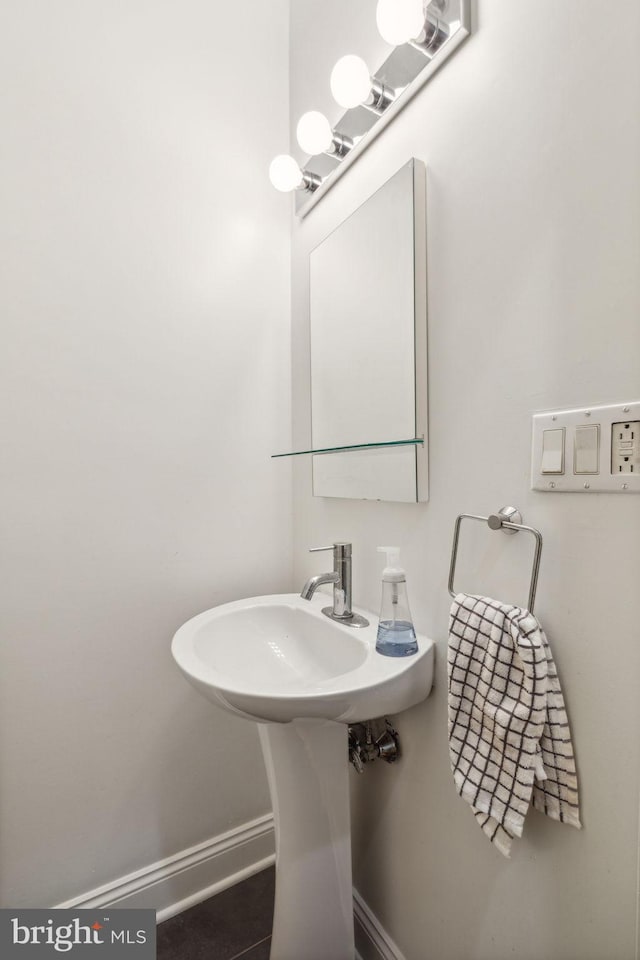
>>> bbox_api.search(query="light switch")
[574,424,600,474]
[541,428,564,474]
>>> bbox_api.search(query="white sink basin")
[171,592,434,724]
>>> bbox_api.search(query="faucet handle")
[309,542,352,556]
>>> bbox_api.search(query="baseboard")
[54,812,276,922]
[353,888,408,960]
[55,813,405,960]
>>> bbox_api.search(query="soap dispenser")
[375,547,418,657]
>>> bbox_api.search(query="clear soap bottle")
[375,547,418,657]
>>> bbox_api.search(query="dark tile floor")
[157,867,275,960]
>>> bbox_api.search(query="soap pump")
[375,547,418,657]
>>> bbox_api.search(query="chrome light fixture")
[330,55,395,114]
[376,0,426,46]
[376,0,448,54]
[269,0,471,214]
[268,155,322,194]
[296,111,354,159]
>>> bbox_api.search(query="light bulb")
[296,111,334,156]
[268,154,303,192]
[376,0,425,46]
[330,55,372,109]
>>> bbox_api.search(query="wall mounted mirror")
[309,158,427,502]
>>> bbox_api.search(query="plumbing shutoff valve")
[348,718,400,773]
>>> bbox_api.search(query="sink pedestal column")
[258,719,354,960]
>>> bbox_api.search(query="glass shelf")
[271,438,424,459]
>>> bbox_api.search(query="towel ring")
[448,506,543,613]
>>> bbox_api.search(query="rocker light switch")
[574,424,600,474]
[541,428,564,474]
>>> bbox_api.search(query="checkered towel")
[448,594,581,857]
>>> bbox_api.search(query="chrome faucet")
[300,542,369,628]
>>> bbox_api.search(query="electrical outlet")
[611,421,640,474]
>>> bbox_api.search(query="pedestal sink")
[172,593,434,960]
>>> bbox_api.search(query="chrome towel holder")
[448,506,543,613]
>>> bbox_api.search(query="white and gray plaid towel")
[448,593,581,857]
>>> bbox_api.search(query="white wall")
[0,0,291,907]
[290,2,640,958]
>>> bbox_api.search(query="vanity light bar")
[269,0,471,208]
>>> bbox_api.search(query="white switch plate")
[531,401,640,493]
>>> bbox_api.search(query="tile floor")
[157,867,275,960]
